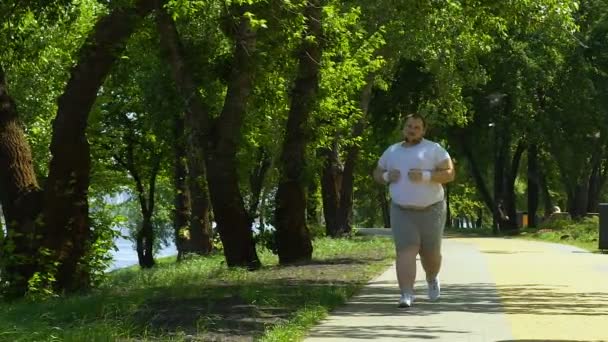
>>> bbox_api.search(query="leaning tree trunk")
[335,78,374,236]
[2,0,155,295]
[0,66,43,296]
[274,0,322,263]
[527,143,539,227]
[156,4,259,268]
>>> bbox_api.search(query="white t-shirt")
[378,139,451,207]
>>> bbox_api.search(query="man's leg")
[390,203,420,298]
[419,201,446,300]
[419,248,442,281]
[396,246,419,294]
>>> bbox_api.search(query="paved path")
[305,234,608,342]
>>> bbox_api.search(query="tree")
[273,0,323,263]
[0,0,155,296]
[156,1,261,268]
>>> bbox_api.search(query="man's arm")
[431,158,455,184]
[373,166,388,184]
[373,166,401,184]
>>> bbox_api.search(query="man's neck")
[403,138,423,146]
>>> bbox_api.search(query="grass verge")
[0,236,395,341]
[445,216,604,253]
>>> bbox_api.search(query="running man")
[374,113,455,307]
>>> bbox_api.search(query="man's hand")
[386,169,401,183]
[408,168,423,182]
[408,168,432,183]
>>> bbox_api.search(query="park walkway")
[305,231,608,341]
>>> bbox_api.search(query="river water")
[108,235,177,271]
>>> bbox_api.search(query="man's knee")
[419,247,441,261]
[396,244,420,257]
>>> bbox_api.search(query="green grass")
[0,236,395,341]
[445,216,604,253]
[518,216,603,253]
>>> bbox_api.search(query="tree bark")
[248,147,271,221]
[187,151,213,256]
[504,140,525,229]
[568,182,589,219]
[133,159,159,269]
[527,143,539,227]
[114,135,161,269]
[0,66,43,295]
[335,79,374,236]
[539,167,554,217]
[320,142,341,236]
[135,162,159,268]
[172,111,191,260]
[586,147,607,214]
[2,0,155,295]
[274,0,322,263]
[156,4,259,268]
[587,162,601,213]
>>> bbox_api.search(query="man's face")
[403,117,425,142]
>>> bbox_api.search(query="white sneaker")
[398,293,415,308]
[428,279,440,301]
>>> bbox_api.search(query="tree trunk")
[274,0,322,263]
[320,142,341,237]
[156,4,259,269]
[568,180,590,219]
[586,148,606,213]
[504,140,525,230]
[0,66,43,296]
[38,0,154,294]
[336,79,374,236]
[172,111,191,260]
[527,143,539,227]
[137,210,155,268]
[587,163,600,213]
[187,156,213,256]
[539,167,554,217]
[248,147,271,221]
[121,137,161,269]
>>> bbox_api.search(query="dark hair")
[403,113,427,129]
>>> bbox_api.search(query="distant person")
[373,113,455,308]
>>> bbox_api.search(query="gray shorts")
[390,200,446,253]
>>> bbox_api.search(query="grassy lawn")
[445,216,605,253]
[0,236,395,342]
